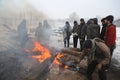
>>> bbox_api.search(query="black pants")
[79,36,85,51]
[64,37,70,47]
[73,36,78,48]
[109,45,116,56]
[87,60,107,80]
[107,45,116,68]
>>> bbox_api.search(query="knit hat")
[83,40,92,49]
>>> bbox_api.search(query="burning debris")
[47,48,120,80]
[0,1,89,80]
[0,20,54,80]
[0,38,57,80]
[0,23,120,80]
[23,39,57,80]
[47,48,88,80]
[31,41,52,63]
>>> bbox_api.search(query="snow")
[112,27,120,68]
[50,25,120,69]
[0,20,120,74]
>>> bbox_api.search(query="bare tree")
[69,12,79,22]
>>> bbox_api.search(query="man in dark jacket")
[71,21,79,48]
[17,19,28,47]
[100,18,107,40]
[86,19,94,39]
[87,18,100,39]
[80,38,111,80]
[78,18,87,50]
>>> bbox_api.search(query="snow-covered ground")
[0,21,120,71]
[50,26,120,69]
[112,27,120,68]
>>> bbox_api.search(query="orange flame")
[32,41,51,63]
[64,65,69,69]
[53,53,69,69]
[53,54,64,65]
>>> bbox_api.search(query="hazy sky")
[28,0,120,19]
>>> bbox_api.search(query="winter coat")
[87,24,100,39]
[63,24,71,39]
[17,19,28,46]
[71,24,79,36]
[77,23,87,39]
[81,38,111,65]
[104,24,116,46]
[100,24,107,40]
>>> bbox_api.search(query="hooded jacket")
[63,24,71,39]
[81,38,111,65]
[87,24,100,39]
[77,23,87,38]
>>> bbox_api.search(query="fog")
[0,0,120,80]
[0,0,54,80]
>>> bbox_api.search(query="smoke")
[0,0,49,20]
[0,0,52,50]
[0,0,53,80]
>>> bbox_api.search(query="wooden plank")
[61,48,82,57]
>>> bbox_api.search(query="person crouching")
[80,38,111,80]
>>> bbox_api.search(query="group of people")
[35,20,51,44]
[63,18,87,49]
[63,15,116,80]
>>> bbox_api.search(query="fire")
[32,41,51,63]
[53,53,69,69]
[64,65,69,69]
[53,53,64,65]
[25,41,69,69]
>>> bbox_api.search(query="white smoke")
[0,0,52,50]
[0,1,52,80]
[0,0,49,21]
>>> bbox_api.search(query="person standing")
[87,18,100,39]
[17,19,28,48]
[71,21,79,48]
[78,18,87,50]
[43,20,52,42]
[104,15,116,67]
[86,19,94,39]
[63,21,71,47]
[35,22,43,40]
[100,18,107,40]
